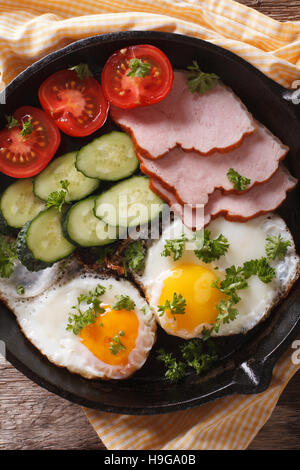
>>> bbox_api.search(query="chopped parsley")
[161,233,188,261]
[124,240,146,273]
[46,180,70,212]
[227,168,251,191]
[194,230,229,263]
[66,284,106,335]
[158,293,186,319]
[0,236,17,278]
[186,61,219,94]
[68,63,93,80]
[127,59,151,78]
[112,294,136,311]
[109,331,126,355]
[5,114,18,129]
[266,234,291,261]
[16,284,25,295]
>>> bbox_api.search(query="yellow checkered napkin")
[0,0,299,450]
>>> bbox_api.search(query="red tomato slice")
[0,106,60,178]
[38,70,110,137]
[101,45,174,109]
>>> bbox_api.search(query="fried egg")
[5,271,156,379]
[139,214,299,338]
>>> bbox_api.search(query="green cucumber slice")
[76,131,139,181]
[34,151,100,202]
[63,196,117,247]
[94,176,164,228]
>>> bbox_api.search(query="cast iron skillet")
[0,31,299,415]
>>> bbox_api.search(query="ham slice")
[150,166,297,229]
[110,71,256,159]
[140,123,289,206]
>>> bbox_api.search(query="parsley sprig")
[68,63,93,80]
[194,230,229,263]
[124,240,146,273]
[66,284,106,335]
[161,233,188,261]
[46,180,70,212]
[5,114,18,129]
[109,330,126,356]
[186,61,219,94]
[157,349,187,382]
[158,293,186,319]
[0,236,17,278]
[20,118,34,137]
[127,59,151,78]
[266,234,291,261]
[227,168,251,191]
[112,294,136,311]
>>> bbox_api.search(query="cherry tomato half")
[38,70,110,137]
[0,106,61,178]
[101,45,174,109]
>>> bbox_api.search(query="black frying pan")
[0,31,299,414]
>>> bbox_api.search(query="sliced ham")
[140,123,289,206]
[150,166,297,229]
[110,71,256,159]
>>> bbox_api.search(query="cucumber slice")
[76,131,139,181]
[0,179,45,230]
[16,207,75,271]
[34,151,100,202]
[94,176,164,228]
[63,196,117,247]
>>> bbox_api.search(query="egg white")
[5,273,156,379]
[139,214,299,337]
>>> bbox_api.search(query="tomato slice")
[0,106,60,178]
[101,45,174,109]
[38,70,110,137]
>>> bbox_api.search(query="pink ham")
[140,123,289,206]
[149,166,297,229]
[110,71,256,159]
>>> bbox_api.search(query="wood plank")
[238,1,300,21]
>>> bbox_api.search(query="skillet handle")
[282,87,300,105]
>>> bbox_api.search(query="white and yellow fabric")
[0,0,299,450]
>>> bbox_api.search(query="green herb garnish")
[181,338,217,375]
[127,59,151,78]
[194,230,229,263]
[157,349,187,383]
[161,233,188,261]
[186,61,219,94]
[158,293,186,319]
[66,284,106,335]
[5,114,18,129]
[20,118,34,137]
[0,236,17,278]
[68,63,93,80]
[109,332,126,356]
[124,240,146,272]
[227,168,251,191]
[46,180,70,212]
[266,234,291,261]
[16,284,25,295]
[112,294,136,311]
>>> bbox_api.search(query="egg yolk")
[159,264,224,334]
[79,305,139,366]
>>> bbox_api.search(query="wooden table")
[1,0,300,451]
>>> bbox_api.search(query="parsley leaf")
[20,118,34,137]
[158,293,186,319]
[181,338,218,375]
[5,114,18,129]
[124,240,146,272]
[242,258,275,284]
[157,349,187,383]
[266,234,291,261]
[68,63,93,80]
[127,59,151,78]
[0,236,17,278]
[109,332,126,356]
[227,168,251,191]
[46,180,70,212]
[194,230,229,263]
[112,294,136,311]
[66,284,106,335]
[186,61,219,94]
[214,299,239,333]
[161,233,188,261]
[16,284,25,295]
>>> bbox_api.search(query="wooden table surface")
[1,0,300,451]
